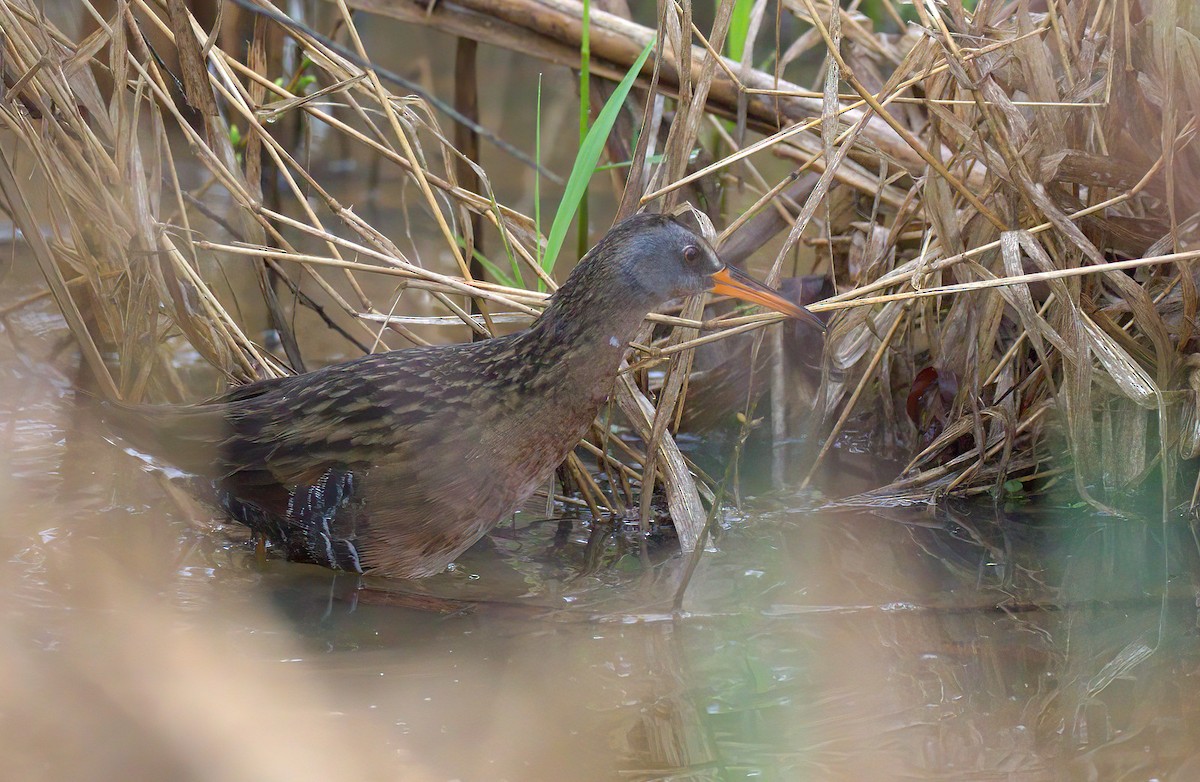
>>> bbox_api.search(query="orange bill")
[709,266,825,332]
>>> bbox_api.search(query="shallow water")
[3,250,1200,782]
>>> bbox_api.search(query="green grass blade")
[474,254,520,289]
[727,0,753,60]
[576,0,591,265]
[455,234,520,289]
[534,73,543,271]
[541,36,656,275]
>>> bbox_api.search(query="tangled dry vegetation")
[1,0,1198,536]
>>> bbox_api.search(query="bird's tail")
[97,399,228,477]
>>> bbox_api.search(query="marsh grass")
[1,0,1198,545]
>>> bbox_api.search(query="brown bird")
[105,214,822,578]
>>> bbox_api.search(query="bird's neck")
[514,278,654,404]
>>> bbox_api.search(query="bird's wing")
[100,349,447,482]
[217,348,476,485]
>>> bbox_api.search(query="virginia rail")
[106,214,821,578]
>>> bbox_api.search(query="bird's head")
[583,213,824,330]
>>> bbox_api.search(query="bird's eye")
[683,245,700,264]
